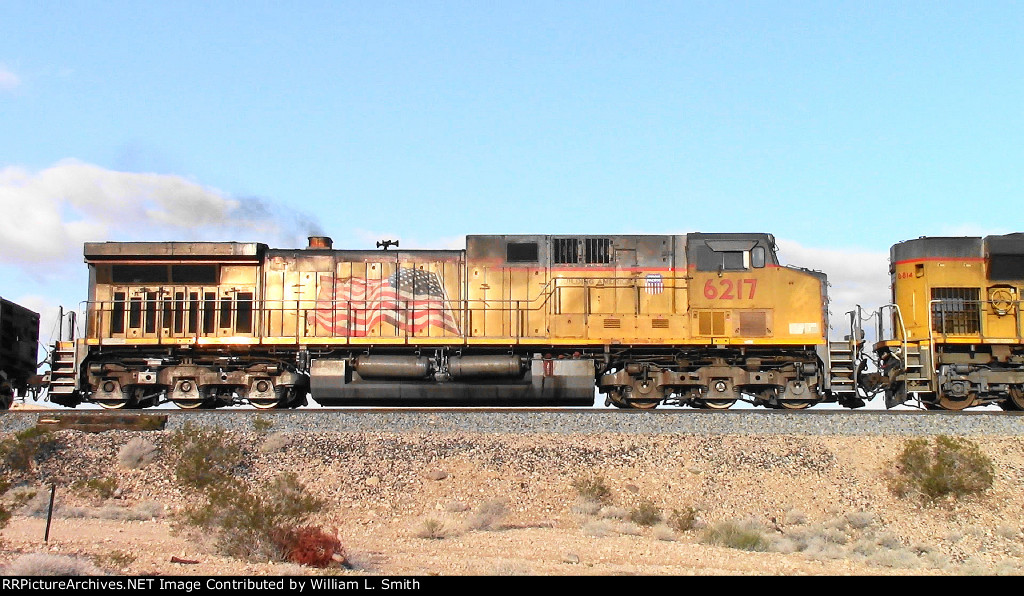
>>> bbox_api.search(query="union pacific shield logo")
[645,273,664,295]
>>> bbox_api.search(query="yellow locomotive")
[861,234,1024,410]
[47,233,858,409]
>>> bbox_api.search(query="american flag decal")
[314,268,461,337]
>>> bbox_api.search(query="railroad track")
[3,407,1024,436]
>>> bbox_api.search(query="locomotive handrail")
[81,271,695,343]
[926,298,1024,369]
[875,303,910,374]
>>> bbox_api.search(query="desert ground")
[1,416,1023,576]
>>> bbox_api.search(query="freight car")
[45,233,865,410]
[0,298,40,409]
[857,233,1024,410]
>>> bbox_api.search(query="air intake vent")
[651,319,669,329]
[698,311,726,336]
[553,238,578,264]
[584,238,612,264]
[603,318,621,329]
[552,237,612,264]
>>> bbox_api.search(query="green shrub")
[0,479,11,530]
[571,475,612,505]
[701,520,770,552]
[628,500,662,527]
[888,435,994,502]
[0,427,59,473]
[179,472,324,561]
[167,423,243,489]
[72,476,118,500]
[414,518,449,540]
[252,417,274,433]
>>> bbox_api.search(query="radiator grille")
[931,287,981,334]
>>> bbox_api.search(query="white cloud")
[0,65,19,91]
[774,238,891,337]
[0,160,315,267]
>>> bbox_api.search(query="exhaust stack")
[307,236,333,249]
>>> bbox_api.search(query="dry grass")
[117,437,158,469]
[413,517,452,539]
[3,553,105,576]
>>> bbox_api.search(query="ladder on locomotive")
[47,341,78,399]
[827,340,858,401]
[43,308,80,402]
[834,304,931,407]
[900,346,930,394]
[827,307,867,402]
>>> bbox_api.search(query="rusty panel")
[85,241,263,260]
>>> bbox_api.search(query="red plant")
[272,525,347,568]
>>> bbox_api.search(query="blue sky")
[1,1,1022,349]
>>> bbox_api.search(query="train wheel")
[625,399,660,409]
[96,397,135,411]
[250,397,282,410]
[605,389,632,409]
[96,400,131,409]
[778,400,815,410]
[936,392,975,411]
[96,390,137,410]
[694,399,736,410]
[617,379,662,409]
[1000,386,1024,410]
[173,398,206,410]
[0,384,13,410]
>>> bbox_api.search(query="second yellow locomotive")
[48,232,856,410]
[861,233,1024,410]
